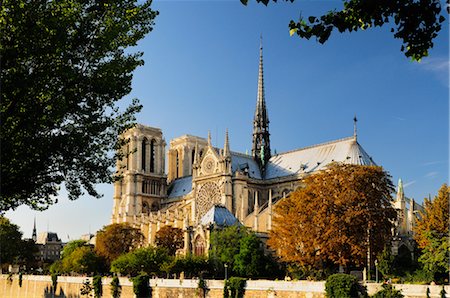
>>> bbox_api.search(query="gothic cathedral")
[110,42,419,256]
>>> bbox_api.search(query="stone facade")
[110,43,421,257]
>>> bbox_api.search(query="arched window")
[194,235,205,256]
[142,138,147,171]
[150,139,155,173]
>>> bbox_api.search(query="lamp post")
[375,259,379,283]
[224,263,228,281]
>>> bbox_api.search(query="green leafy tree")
[268,163,397,272]
[154,226,184,256]
[377,246,395,278]
[0,0,158,211]
[414,184,449,281]
[61,246,104,274]
[163,254,210,278]
[95,223,143,264]
[233,233,267,278]
[61,240,87,259]
[241,0,447,61]
[0,216,38,270]
[111,246,170,277]
[209,225,248,276]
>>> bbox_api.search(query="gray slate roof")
[200,205,240,226]
[265,136,375,179]
[231,152,262,179]
[168,176,192,198]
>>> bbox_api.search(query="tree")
[111,246,170,277]
[95,223,143,264]
[241,0,447,61]
[209,225,248,277]
[414,184,449,280]
[233,232,272,278]
[62,246,104,274]
[154,226,184,256]
[0,216,37,270]
[61,240,87,259]
[268,163,397,272]
[0,0,158,211]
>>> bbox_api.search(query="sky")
[6,0,449,241]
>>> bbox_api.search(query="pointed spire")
[252,37,271,172]
[223,129,230,157]
[397,178,404,201]
[207,131,211,146]
[353,115,358,139]
[32,217,37,242]
[193,141,199,165]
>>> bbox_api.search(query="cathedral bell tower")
[251,37,271,174]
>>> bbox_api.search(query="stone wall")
[0,275,448,298]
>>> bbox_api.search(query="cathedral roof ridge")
[273,135,357,157]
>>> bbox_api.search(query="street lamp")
[224,263,228,281]
[375,259,379,283]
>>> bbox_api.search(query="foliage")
[18,272,22,287]
[155,226,184,255]
[377,246,395,278]
[0,216,37,268]
[110,276,121,298]
[372,284,404,298]
[93,275,102,298]
[80,279,93,297]
[210,225,248,276]
[325,273,366,298]
[197,277,208,298]
[440,286,447,298]
[61,240,87,259]
[57,245,105,274]
[111,246,170,277]
[233,232,274,278]
[7,273,13,285]
[415,184,449,248]
[0,0,158,212]
[163,254,210,278]
[132,274,151,298]
[241,0,447,61]
[95,223,143,264]
[414,184,449,281]
[400,269,433,285]
[223,277,246,298]
[51,273,58,293]
[426,287,431,298]
[269,163,397,271]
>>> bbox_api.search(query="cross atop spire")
[353,115,358,139]
[252,37,271,173]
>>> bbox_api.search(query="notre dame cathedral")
[110,43,422,256]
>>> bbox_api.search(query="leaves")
[245,0,446,61]
[0,0,158,211]
[268,163,397,271]
[155,226,184,256]
[95,223,144,264]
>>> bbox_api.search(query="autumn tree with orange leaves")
[414,184,449,280]
[268,163,397,273]
[155,226,184,255]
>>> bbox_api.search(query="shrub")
[93,275,102,298]
[110,276,121,298]
[197,277,208,298]
[372,284,403,298]
[18,272,22,287]
[223,277,246,298]
[132,274,151,298]
[325,273,366,298]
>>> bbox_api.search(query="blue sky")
[6,0,449,240]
